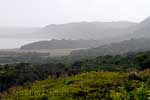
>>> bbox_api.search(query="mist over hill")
[2,16,150,52]
[71,38,150,57]
[21,39,103,50]
[68,16,150,57]
[36,21,136,39]
[20,16,150,51]
[129,16,150,38]
[20,21,137,50]
[0,21,136,39]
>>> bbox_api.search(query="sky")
[0,0,150,27]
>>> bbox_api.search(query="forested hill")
[21,39,102,50]
[71,38,150,57]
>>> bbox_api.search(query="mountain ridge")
[37,21,136,39]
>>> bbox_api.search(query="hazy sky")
[0,0,150,27]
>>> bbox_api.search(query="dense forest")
[21,39,101,50]
[0,51,150,100]
[1,71,150,100]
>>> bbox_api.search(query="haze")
[0,0,150,27]
[0,0,150,49]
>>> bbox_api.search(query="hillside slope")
[129,16,150,38]
[71,38,150,57]
[1,71,150,100]
[20,39,106,50]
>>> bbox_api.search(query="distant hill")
[21,16,150,51]
[1,17,150,40]
[106,16,150,42]
[71,38,150,57]
[20,21,137,50]
[70,16,150,57]
[36,21,136,39]
[129,16,150,38]
[21,39,104,50]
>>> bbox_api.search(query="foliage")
[0,63,69,92]
[1,71,150,100]
[0,51,150,99]
[1,51,150,93]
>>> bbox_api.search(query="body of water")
[0,38,50,49]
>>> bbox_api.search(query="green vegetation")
[0,51,150,99]
[1,51,150,92]
[0,51,50,64]
[1,70,150,100]
[71,51,150,72]
[0,63,69,92]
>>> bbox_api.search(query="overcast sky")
[0,0,150,27]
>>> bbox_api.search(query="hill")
[36,21,136,39]
[70,16,150,57]
[20,21,137,50]
[129,16,150,38]
[20,39,106,50]
[71,38,150,57]
[20,16,150,51]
